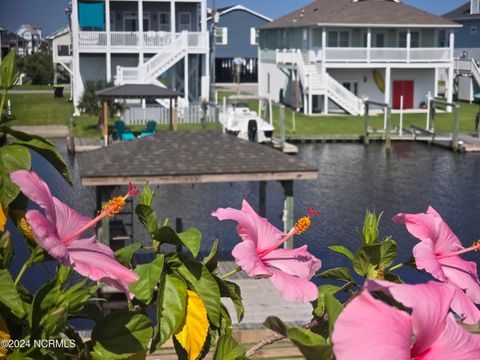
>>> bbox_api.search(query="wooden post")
[364,103,369,145]
[97,186,113,247]
[169,98,173,130]
[259,181,266,217]
[103,100,109,146]
[280,180,294,249]
[385,106,392,153]
[280,104,285,148]
[173,99,178,131]
[452,104,460,152]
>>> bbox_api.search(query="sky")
[0,0,469,36]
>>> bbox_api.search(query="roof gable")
[444,2,480,20]
[262,0,459,29]
[208,5,272,22]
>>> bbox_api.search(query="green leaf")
[213,335,245,360]
[7,128,72,185]
[287,327,333,360]
[203,239,219,272]
[313,283,352,317]
[91,312,152,360]
[362,210,382,245]
[176,262,221,327]
[0,49,19,90]
[383,272,404,284]
[380,237,398,268]
[352,244,382,277]
[115,243,142,267]
[324,294,343,335]
[41,306,67,336]
[215,276,244,322]
[0,269,25,318]
[58,280,98,314]
[317,267,354,283]
[328,245,354,260]
[135,204,158,236]
[263,316,288,336]
[4,351,34,360]
[0,231,13,269]
[0,145,31,208]
[151,273,188,351]
[30,277,61,336]
[140,184,155,207]
[155,226,201,258]
[129,254,164,304]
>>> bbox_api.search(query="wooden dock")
[68,137,103,153]
[271,137,298,154]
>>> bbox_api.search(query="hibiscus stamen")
[62,185,140,244]
[258,208,319,258]
[436,240,480,260]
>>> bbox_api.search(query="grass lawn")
[13,83,69,91]
[8,93,73,126]
[7,91,480,138]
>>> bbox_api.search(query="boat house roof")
[96,84,182,100]
[78,132,317,186]
[262,0,460,29]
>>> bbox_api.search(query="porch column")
[102,100,109,146]
[200,0,206,33]
[321,27,327,72]
[138,0,144,64]
[406,29,411,63]
[303,93,308,115]
[184,55,189,103]
[308,92,313,115]
[367,28,371,63]
[447,31,455,111]
[385,67,391,106]
[171,0,176,34]
[71,0,82,113]
[280,180,294,249]
[434,67,439,97]
[106,0,111,81]
[324,94,329,114]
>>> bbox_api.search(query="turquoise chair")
[115,121,136,141]
[140,121,157,137]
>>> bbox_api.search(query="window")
[58,45,70,56]
[143,13,150,31]
[179,12,191,31]
[471,26,478,34]
[398,31,420,48]
[215,27,228,45]
[328,31,350,47]
[158,12,170,31]
[250,28,260,45]
[110,11,115,31]
[374,32,385,47]
[124,12,138,31]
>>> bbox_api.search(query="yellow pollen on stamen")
[102,196,126,218]
[18,217,36,244]
[294,216,311,234]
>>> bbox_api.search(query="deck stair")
[455,58,480,88]
[277,50,363,115]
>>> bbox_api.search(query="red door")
[393,80,414,109]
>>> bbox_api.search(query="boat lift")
[427,98,460,152]
[364,100,392,152]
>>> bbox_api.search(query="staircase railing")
[144,32,187,76]
[325,74,363,115]
[471,58,480,87]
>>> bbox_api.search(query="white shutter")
[250,28,257,45]
[472,0,480,14]
[222,28,228,45]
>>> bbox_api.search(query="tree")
[21,52,54,85]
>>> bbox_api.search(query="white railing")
[123,104,216,125]
[78,31,107,47]
[78,31,208,51]
[455,58,474,72]
[471,59,480,86]
[116,66,146,84]
[144,33,186,76]
[325,74,363,115]
[276,49,301,64]
[307,47,452,63]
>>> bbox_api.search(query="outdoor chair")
[140,121,157,137]
[114,121,136,141]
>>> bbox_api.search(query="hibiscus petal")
[11,171,56,224]
[412,241,447,281]
[52,197,92,244]
[262,245,321,279]
[448,282,480,325]
[426,207,464,254]
[393,212,438,243]
[268,267,318,302]
[332,291,412,360]
[231,240,271,277]
[365,280,453,356]
[67,237,139,297]
[420,314,480,360]
[26,210,69,264]
[212,207,257,243]
[440,256,480,304]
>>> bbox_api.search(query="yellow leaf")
[0,206,7,233]
[0,313,10,358]
[174,290,209,360]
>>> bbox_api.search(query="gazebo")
[96,84,183,145]
[77,131,317,248]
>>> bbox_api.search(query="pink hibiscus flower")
[212,200,321,302]
[333,280,480,360]
[393,207,480,313]
[10,170,140,299]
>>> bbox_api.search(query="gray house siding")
[209,9,269,58]
[452,19,480,59]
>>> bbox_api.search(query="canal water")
[8,140,480,292]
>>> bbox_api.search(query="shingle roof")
[96,84,182,99]
[262,0,460,29]
[78,132,317,185]
[444,2,480,20]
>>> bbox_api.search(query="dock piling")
[280,104,286,149]
[364,103,369,145]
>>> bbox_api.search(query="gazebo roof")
[96,84,183,99]
[78,132,317,186]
